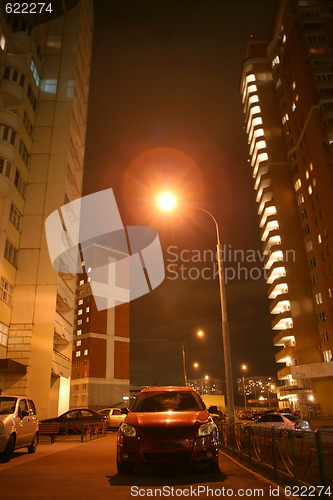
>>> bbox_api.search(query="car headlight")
[198,422,216,436]
[120,423,136,437]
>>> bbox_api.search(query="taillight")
[293,422,300,429]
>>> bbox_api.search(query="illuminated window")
[40,79,57,93]
[79,279,85,286]
[77,319,82,326]
[294,179,302,191]
[86,307,90,313]
[318,234,322,244]
[77,329,82,336]
[30,59,40,87]
[78,309,83,316]
[76,340,81,347]
[305,171,309,179]
[84,349,88,356]
[75,351,81,357]
[78,299,83,305]
[309,163,313,171]
[308,185,313,195]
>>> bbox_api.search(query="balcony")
[266,261,287,285]
[275,345,295,363]
[268,277,288,299]
[273,330,295,347]
[262,231,281,255]
[277,365,292,380]
[269,292,290,315]
[54,312,73,344]
[52,349,71,378]
[0,80,24,106]
[260,215,279,242]
[271,310,293,330]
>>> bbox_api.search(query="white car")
[0,395,39,462]
[249,412,311,436]
[97,407,126,429]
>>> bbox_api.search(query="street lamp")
[158,192,235,423]
[241,364,247,410]
[182,330,204,386]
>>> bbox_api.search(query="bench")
[39,422,60,444]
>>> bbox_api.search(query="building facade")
[71,274,130,409]
[240,0,333,417]
[0,0,94,418]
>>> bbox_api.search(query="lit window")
[30,59,40,87]
[318,234,322,244]
[294,179,302,191]
[76,340,81,347]
[292,81,296,89]
[75,351,81,357]
[305,171,309,179]
[84,349,88,356]
[78,309,83,316]
[85,317,89,323]
[313,178,316,186]
[86,307,90,313]
[79,279,85,286]
[40,79,57,93]
[308,185,313,195]
[77,319,82,326]
[309,163,313,171]
[78,299,83,305]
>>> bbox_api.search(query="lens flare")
[157,192,177,212]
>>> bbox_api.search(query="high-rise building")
[0,0,94,418]
[71,271,130,409]
[240,0,333,417]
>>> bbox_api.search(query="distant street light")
[182,330,204,385]
[241,364,247,410]
[158,192,235,423]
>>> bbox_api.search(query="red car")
[116,386,219,474]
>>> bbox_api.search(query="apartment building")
[0,0,93,418]
[240,0,333,417]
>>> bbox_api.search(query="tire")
[116,459,133,475]
[28,433,38,454]
[1,435,15,462]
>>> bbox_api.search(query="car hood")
[125,410,210,427]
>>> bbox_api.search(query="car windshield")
[282,414,298,422]
[131,391,205,412]
[0,397,18,415]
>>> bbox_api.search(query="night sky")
[84,0,279,393]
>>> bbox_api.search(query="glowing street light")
[241,364,247,409]
[182,330,204,386]
[158,193,235,423]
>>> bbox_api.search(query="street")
[0,433,291,499]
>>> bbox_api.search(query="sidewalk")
[0,433,290,499]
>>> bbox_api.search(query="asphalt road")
[0,433,290,499]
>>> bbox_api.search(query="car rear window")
[131,391,205,412]
[0,396,18,415]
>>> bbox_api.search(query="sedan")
[97,408,126,429]
[41,408,107,434]
[116,386,219,474]
[248,412,311,436]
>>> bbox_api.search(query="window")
[75,351,81,357]
[40,79,57,93]
[27,85,37,111]
[0,157,11,178]
[319,311,327,323]
[78,309,83,316]
[18,139,30,166]
[4,239,18,267]
[14,169,25,197]
[0,277,13,305]
[85,307,90,313]
[76,329,82,336]
[76,340,81,347]
[323,350,332,362]
[294,178,302,191]
[78,299,83,305]
[30,59,40,87]
[9,203,22,232]
[3,67,25,86]
[84,349,88,356]
[0,322,8,347]
[23,112,33,137]
[0,123,16,145]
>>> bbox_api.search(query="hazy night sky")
[84,0,279,393]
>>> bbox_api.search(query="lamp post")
[182,330,204,385]
[158,193,235,424]
[241,364,247,410]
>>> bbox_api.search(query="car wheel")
[28,433,38,454]
[1,435,15,462]
[280,429,291,438]
[117,459,133,475]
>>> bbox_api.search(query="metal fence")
[217,423,333,493]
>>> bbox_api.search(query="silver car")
[97,407,126,429]
[249,412,311,436]
[0,395,39,462]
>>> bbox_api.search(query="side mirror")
[120,407,129,415]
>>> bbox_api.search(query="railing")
[217,423,333,494]
[39,421,107,444]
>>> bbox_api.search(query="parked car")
[248,412,311,436]
[41,408,106,434]
[97,408,126,429]
[0,395,39,462]
[116,386,219,474]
